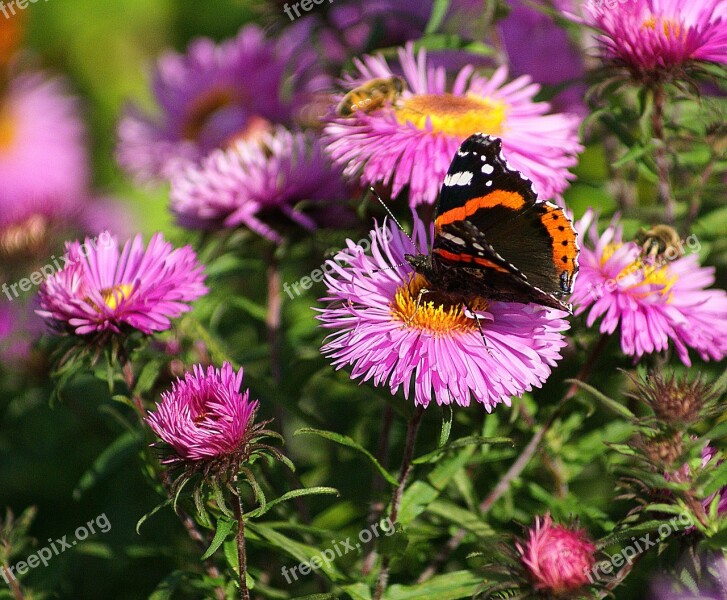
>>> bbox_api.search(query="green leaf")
[136,499,173,535]
[703,459,727,497]
[136,360,162,395]
[612,142,656,168]
[245,487,339,519]
[427,500,494,538]
[425,0,451,34]
[439,406,453,448]
[201,516,237,561]
[342,583,373,600]
[384,570,480,599]
[73,431,140,500]
[566,380,636,419]
[148,570,185,600]
[413,435,511,465]
[295,428,398,486]
[247,522,344,581]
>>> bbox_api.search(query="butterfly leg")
[405,287,431,326]
[463,301,493,357]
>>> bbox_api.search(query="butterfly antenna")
[367,187,420,254]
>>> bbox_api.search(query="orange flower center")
[0,103,16,152]
[390,273,488,335]
[642,15,684,40]
[395,93,507,138]
[183,87,239,141]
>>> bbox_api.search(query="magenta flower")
[147,363,259,463]
[170,127,346,243]
[571,211,727,366]
[317,220,570,411]
[582,0,727,79]
[0,72,88,229]
[116,25,324,182]
[516,514,597,595]
[323,44,582,207]
[37,232,207,337]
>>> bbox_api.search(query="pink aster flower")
[37,232,207,337]
[0,72,88,229]
[116,24,325,182]
[147,362,259,463]
[170,127,346,243]
[317,219,570,410]
[516,514,597,595]
[323,44,582,207]
[582,0,727,80]
[571,211,727,366]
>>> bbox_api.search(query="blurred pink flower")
[117,24,326,182]
[0,72,88,229]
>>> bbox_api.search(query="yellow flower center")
[602,243,678,299]
[395,93,507,137]
[99,284,134,310]
[0,103,16,152]
[642,15,683,39]
[390,273,488,335]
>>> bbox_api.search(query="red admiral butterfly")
[405,133,579,312]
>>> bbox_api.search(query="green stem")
[373,406,425,600]
[2,563,24,600]
[416,333,610,583]
[233,485,250,600]
[652,84,675,224]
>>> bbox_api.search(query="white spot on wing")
[481,163,494,175]
[444,171,473,186]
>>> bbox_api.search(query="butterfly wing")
[433,133,578,302]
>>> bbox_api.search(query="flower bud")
[517,514,597,596]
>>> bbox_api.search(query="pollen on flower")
[390,273,487,335]
[642,15,684,39]
[100,284,135,310]
[602,242,678,299]
[395,93,507,138]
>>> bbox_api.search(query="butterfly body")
[406,133,579,312]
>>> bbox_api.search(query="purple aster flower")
[0,72,88,229]
[0,299,42,364]
[37,232,207,337]
[147,362,259,464]
[317,219,570,410]
[700,445,727,516]
[323,44,582,207]
[571,210,727,366]
[650,553,727,599]
[581,0,727,81]
[499,0,587,115]
[116,24,325,182]
[170,127,346,243]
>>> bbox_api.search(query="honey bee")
[336,77,405,117]
[635,224,684,263]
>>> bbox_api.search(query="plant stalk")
[373,405,425,600]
